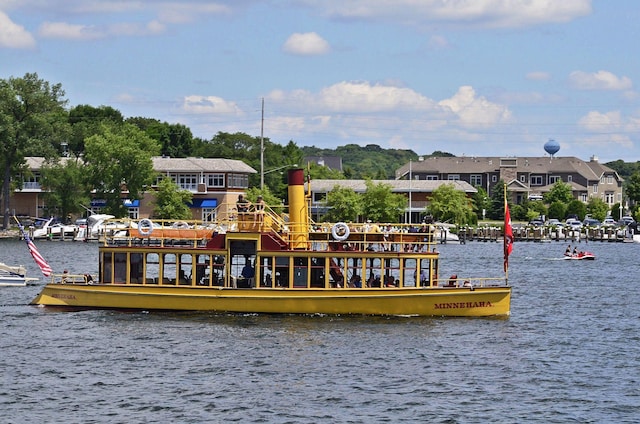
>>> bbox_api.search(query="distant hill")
[301,144,453,179]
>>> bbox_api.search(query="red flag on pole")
[504,198,513,273]
[15,218,53,277]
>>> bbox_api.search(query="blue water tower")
[544,139,560,157]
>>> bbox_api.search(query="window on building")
[128,208,139,219]
[21,173,41,189]
[607,176,613,184]
[568,175,573,182]
[604,192,614,204]
[531,176,543,185]
[470,174,482,186]
[207,173,225,188]
[425,175,438,180]
[447,175,460,181]
[519,175,526,183]
[202,208,216,222]
[491,175,497,183]
[228,174,249,188]
[177,174,198,191]
[592,184,598,193]
[313,192,327,203]
[580,194,588,202]
[549,176,560,184]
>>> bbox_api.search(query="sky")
[1,0,639,163]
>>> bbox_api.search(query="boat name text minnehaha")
[434,301,493,310]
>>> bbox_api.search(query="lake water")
[1,238,639,423]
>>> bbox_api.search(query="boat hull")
[31,284,511,317]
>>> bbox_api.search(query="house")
[308,179,477,223]
[395,155,623,207]
[12,157,256,221]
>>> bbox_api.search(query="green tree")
[545,181,573,204]
[323,186,362,222]
[428,183,474,225]
[0,73,69,229]
[40,158,92,220]
[360,180,406,222]
[84,123,161,217]
[625,171,640,209]
[566,199,587,220]
[487,180,506,220]
[586,197,609,221]
[68,105,124,156]
[128,118,195,158]
[472,186,491,220]
[547,201,567,220]
[153,177,193,220]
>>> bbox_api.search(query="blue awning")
[190,199,218,208]
[124,199,140,208]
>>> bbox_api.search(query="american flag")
[16,219,53,277]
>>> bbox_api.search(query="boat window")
[420,258,430,287]
[364,257,382,287]
[162,253,177,285]
[114,253,127,284]
[211,255,225,287]
[145,253,159,284]
[102,251,112,284]
[385,258,401,287]
[179,254,193,285]
[259,257,273,288]
[403,258,417,287]
[293,257,308,288]
[347,258,363,288]
[194,255,209,286]
[275,257,289,288]
[310,257,326,288]
[328,257,344,287]
[130,253,144,284]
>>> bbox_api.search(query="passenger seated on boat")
[239,260,255,287]
[565,244,572,256]
[84,274,94,284]
[349,274,362,288]
[446,274,458,287]
[384,275,396,287]
[572,247,578,256]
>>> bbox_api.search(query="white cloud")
[38,21,103,40]
[438,86,511,128]
[38,19,167,40]
[283,32,330,55]
[577,110,640,149]
[0,10,36,48]
[182,95,244,116]
[526,71,551,81]
[569,70,633,91]
[310,0,592,28]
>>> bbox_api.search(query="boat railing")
[50,272,95,285]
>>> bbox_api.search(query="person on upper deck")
[236,194,250,213]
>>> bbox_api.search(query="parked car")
[529,218,544,226]
[583,218,601,227]
[601,217,617,227]
[565,218,583,230]
[546,218,562,227]
[619,216,636,226]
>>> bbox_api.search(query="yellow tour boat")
[31,169,511,317]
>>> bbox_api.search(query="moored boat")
[0,263,37,286]
[31,169,511,317]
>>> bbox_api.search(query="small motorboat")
[563,251,596,260]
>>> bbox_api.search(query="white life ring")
[331,222,350,241]
[138,218,154,236]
